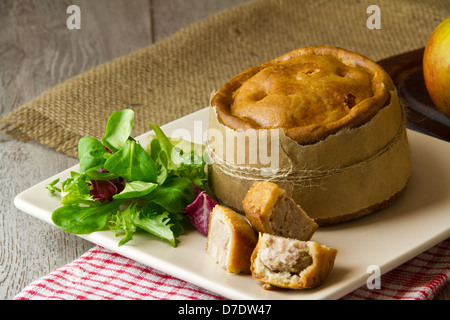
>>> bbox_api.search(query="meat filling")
[207,218,230,269]
[259,235,312,274]
[269,195,316,240]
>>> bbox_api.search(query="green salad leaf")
[146,176,194,214]
[47,109,212,247]
[52,200,122,234]
[113,181,158,200]
[60,171,97,206]
[104,139,157,182]
[100,109,134,153]
[78,136,108,174]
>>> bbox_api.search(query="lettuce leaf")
[100,109,134,153]
[182,191,218,235]
[48,109,214,247]
[104,139,157,182]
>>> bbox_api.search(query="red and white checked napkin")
[14,238,449,300]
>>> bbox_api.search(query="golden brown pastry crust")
[206,205,258,274]
[212,46,394,144]
[242,181,318,240]
[250,233,338,289]
[242,181,285,233]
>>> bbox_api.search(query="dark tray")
[378,48,450,142]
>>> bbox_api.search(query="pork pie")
[251,233,338,289]
[206,205,257,274]
[208,45,411,225]
[212,45,394,144]
[242,181,318,240]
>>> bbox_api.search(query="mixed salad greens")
[46,109,217,247]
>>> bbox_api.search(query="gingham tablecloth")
[14,237,450,300]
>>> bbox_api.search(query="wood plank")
[0,0,152,114]
[151,0,253,42]
[0,0,152,299]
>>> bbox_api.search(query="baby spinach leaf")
[146,176,195,214]
[52,200,121,234]
[85,170,119,181]
[113,181,158,200]
[104,139,157,182]
[149,122,173,161]
[101,109,134,153]
[78,136,107,173]
[149,139,169,185]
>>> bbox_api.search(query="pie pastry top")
[212,46,395,144]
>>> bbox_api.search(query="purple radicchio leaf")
[88,178,125,203]
[182,191,218,235]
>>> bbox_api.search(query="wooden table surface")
[0,0,448,300]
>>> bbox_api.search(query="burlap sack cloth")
[1,0,449,157]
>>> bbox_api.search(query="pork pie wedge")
[207,45,412,225]
[243,181,318,241]
[206,205,258,274]
[251,233,338,289]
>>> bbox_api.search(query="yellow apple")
[423,17,450,118]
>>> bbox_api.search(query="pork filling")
[259,235,312,274]
[269,195,316,240]
[207,218,230,269]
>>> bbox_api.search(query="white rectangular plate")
[14,107,450,300]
